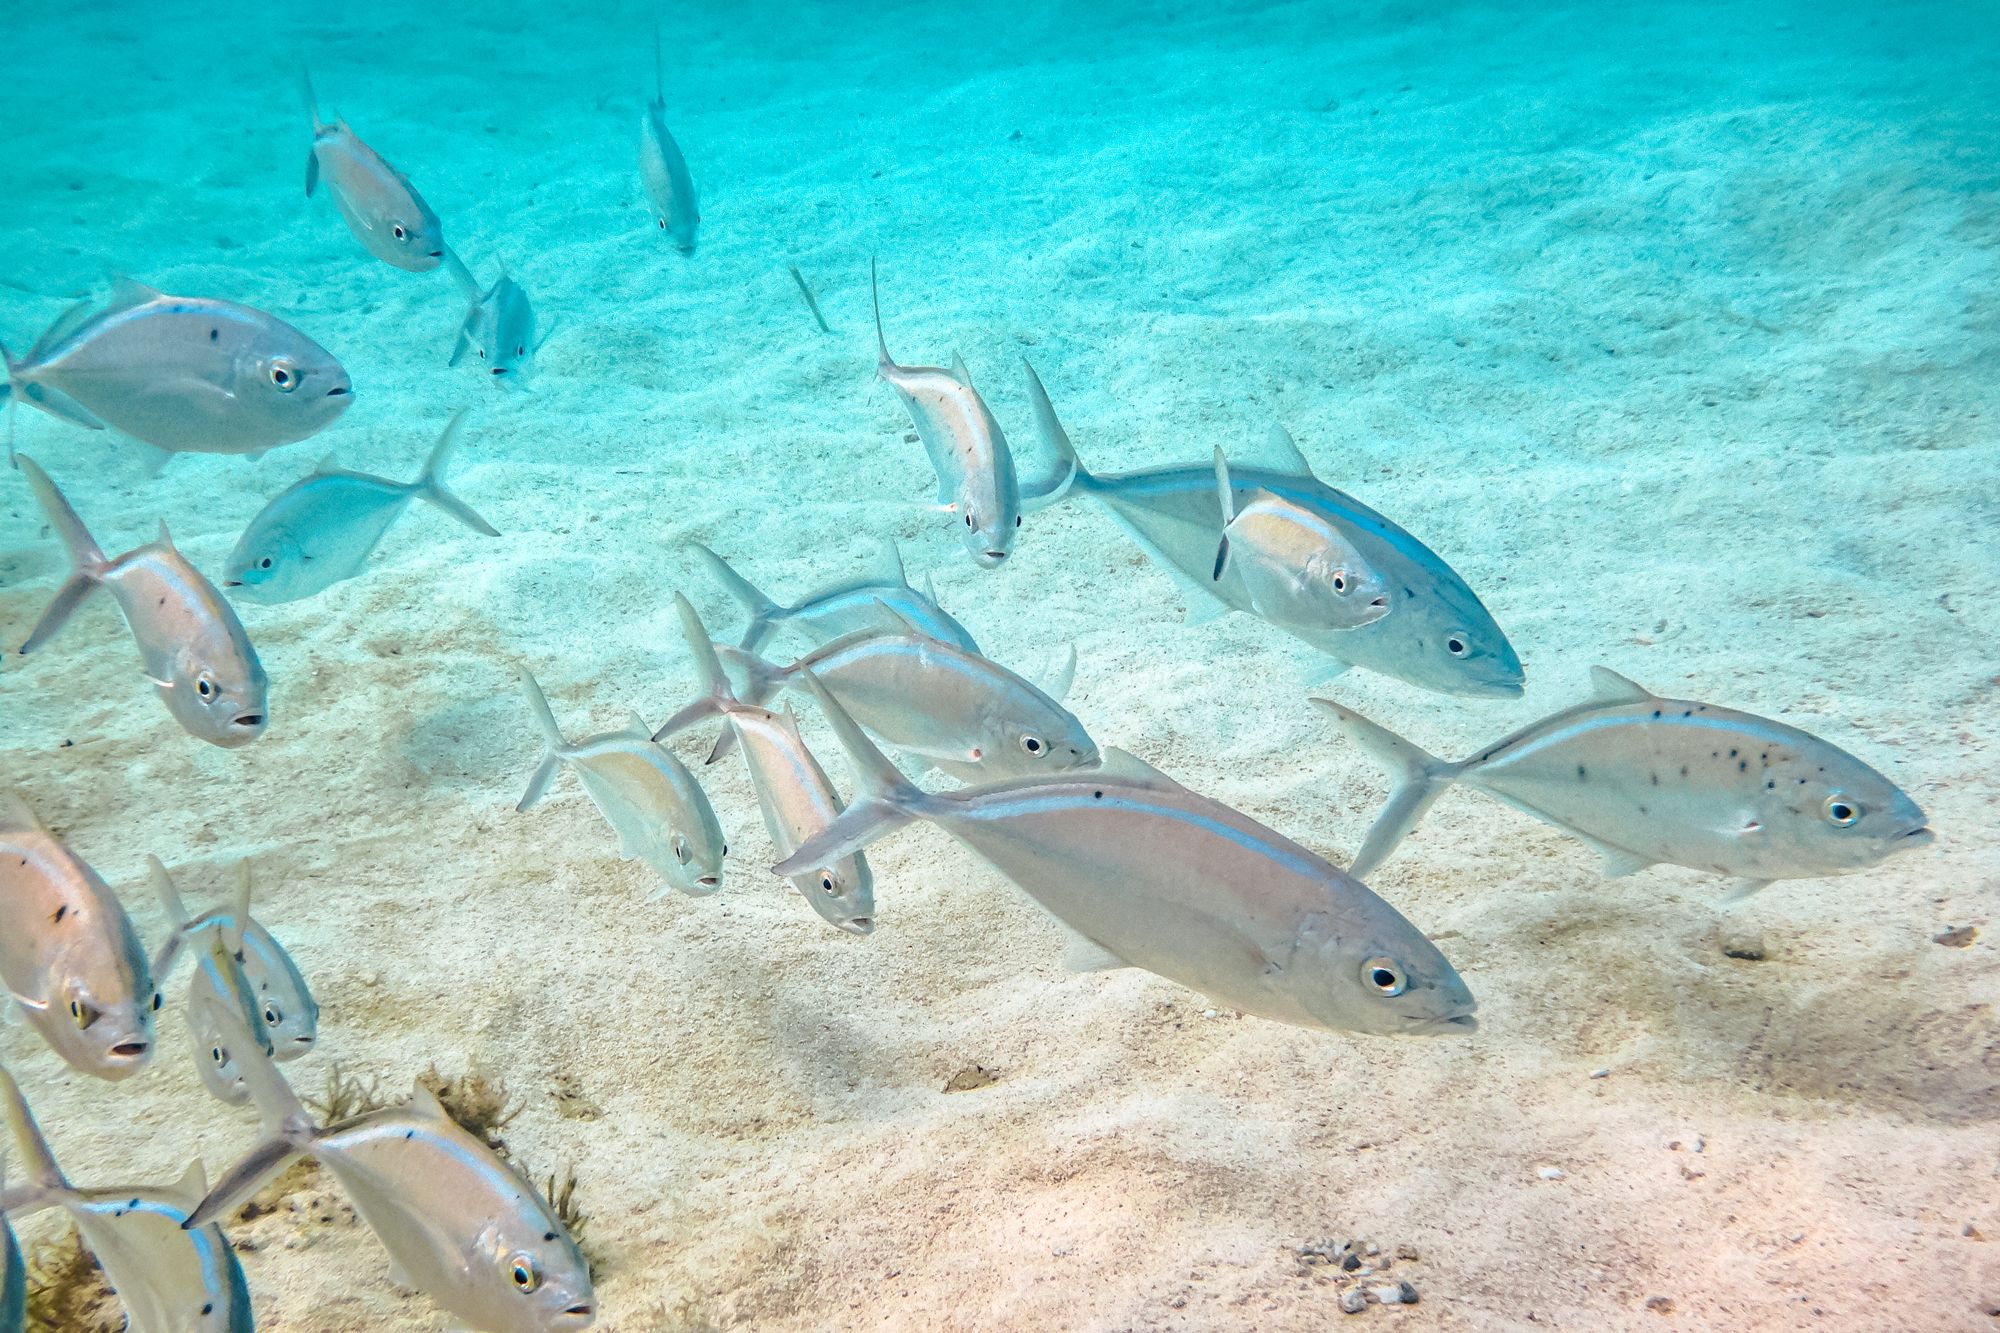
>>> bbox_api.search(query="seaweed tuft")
[23,1227,120,1333]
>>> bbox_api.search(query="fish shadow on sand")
[400,691,524,792]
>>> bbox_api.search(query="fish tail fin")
[655,593,743,753]
[773,670,937,874]
[298,64,324,131]
[515,668,569,812]
[1021,360,1094,500]
[146,854,201,980]
[440,246,480,302]
[1210,446,1237,579]
[0,1063,71,1215]
[1309,699,1465,880]
[690,542,781,651]
[653,23,666,105]
[15,455,108,655]
[1018,358,1081,512]
[412,408,498,537]
[869,255,892,374]
[185,1007,319,1229]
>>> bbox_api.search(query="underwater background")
[1,0,1996,1327]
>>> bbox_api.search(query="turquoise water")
[2,1,1996,1328]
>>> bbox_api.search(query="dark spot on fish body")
[1680,766,1690,777]
[1738,760,1748,773]
[1094,791,1104,799]
[1729,749,1738,758]
[53,904,67,923]
[1652,709,1663,719]
[1650,772,1659,786]
[1576,765,1587,781]
[202,1304,213,1316]
[544,1231,556,1241]
[210,328,219,342]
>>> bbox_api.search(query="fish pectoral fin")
[1718,878,1773,906]
[386,1258,417,1290]
[1061,930,1129,973]
[1183,596,1232,627]
[1598,848,1655,879]
[1298,657,1354,688]
[7,988,48,1014]
[304,148,320,196]
[142,672,174,690]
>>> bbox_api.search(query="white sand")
[2,0,1995,1328]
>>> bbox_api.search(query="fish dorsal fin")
[871,597,935,643]
[949,352,974,390]
[1212,447,1239,527]
[107,277,164,312]
[1240,424,1317,479]
[0,793,47,837]
[1588,666,1655,706]
[1039,644,1078,704]
[156,520,178,551]
[231,858,256,928]
[311,452,340,476]
[27,300,100,361]
[921,571,939,604]
[408,1079,451,1122]
[865,536,909,589]
[1095,747,1185,789]
[621,711,655,739]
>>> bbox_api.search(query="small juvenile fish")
[0,1065,252,1332]
[657,615,1096,784]
[0,280,350,458]
[184,922,272,1107]
[871,261,1074,567]
[639,30,699,252]
[302,68,446,271]
[223,409,498,603]
[15,456,268,747]
[692,539,979,656]
[1317,667,1934,896]
[150,858,318,1061]
[517,669,727,897]
[778,675,1476,1037]
[1,1156,21,1333]
[0,794,157,1080]
[189,1009,595,1332]
[672,595,874,934]
[444,251,542,383]
[1035,381,1522,697]
[1212,447,1389,632]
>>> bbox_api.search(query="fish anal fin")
[1571,833,1655,879]
[1183,596,1232,627]
[1062,929,1129,973]
[1718,878,1773,906]
[1588,665,1655,706]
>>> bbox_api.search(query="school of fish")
[0,36,1936,1333]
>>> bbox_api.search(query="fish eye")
[196,674,217,700]
[657,217,668,229]
[1445,636,1468,657]
[509,1256,542,1292]
[1824,796,1861,827]
[263,1003,283,1027]
[1331,573,1349,594]
[515,344,525,356]
[69,998,96,1028]
[392,224,408,241]
[268,362,299,392]
[964,512,974,528]
[210,1044,227,1067]
[672,836,690,864]
[721,844,729,857]
[1361,957,1406,997]
[1020,735,1044,755]
[152,992,163,1011]
[258,557,273,570]
[1015,515,1022,527]
[478,348,487,359]
[819,873,837,895]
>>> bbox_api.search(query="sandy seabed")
[1,0,1996,1328]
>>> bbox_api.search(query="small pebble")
[1396,1244,1420,1261]
[1590,1068,1609,1079]
[1646,1296,1675,1315]
[1341,1252,1362,1272]
[1371,1285,1405,1306]
[1339,1288,1368,1315]
[1933,924,1976,948]
[1203,1008,1219,1019]
[1397,1281,1420,1305]
[1366,1243,1379,1256]
[1538,1167,1565,1181]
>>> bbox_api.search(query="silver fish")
[2,1155,22,1333]
[517,669,727,897]
[658,614,1097,784]
[0,1065,252,1332]
[692,539,979,657]
[222,408,498,604]
[302,68,446,271]
[672,595,874,935]
[15,456,268,747]
[639,30,699,252]
[0,279,351,458]
[189,1009,594,1332]
[183,921,272,1107]
[0,794,156,1080]
[444,251,543,384]
[151,858,318,1061]
[1318,667,1934,896]
[1031,374,1522,697]
[1211,447,1390,632]
[778,675,1476,1036]
[870,261,1074,568]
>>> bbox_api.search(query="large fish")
[0,1065,252,1332]
[692,539,979,657]
[778,675,1476,1036]
[222,408,498,604]
[301,69,447,271]
[0,794,156,1080]
[151,858,319,1061]
[658,615,1096,784]
[1317,667,1934,896]
[443,251,543,384]
[1,1155,21,1333]
[639,29,699,252]
[1211,447,1389,632]
[189,1009,595,1333]
[870,261,1074,568]
[14,456,268,747]
[517,669,727,897]
[1030,374,1522,697]
[0,280,350,459]
[671,595,874,935]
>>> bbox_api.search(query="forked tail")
[771,670,942,874]
[1309,699,1466,880]
[14,455,108,655]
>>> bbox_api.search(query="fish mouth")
[234,714,266,730]
[491,366,509,376]
[844,917,876,936]
[979,550,1010,566]
[1895,826,1935,851]
[696,875,720,888]
[108,1038,152,1061]
[325,385,351,398]
[223,579,243,587]
[1416,1013,1479,1035]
